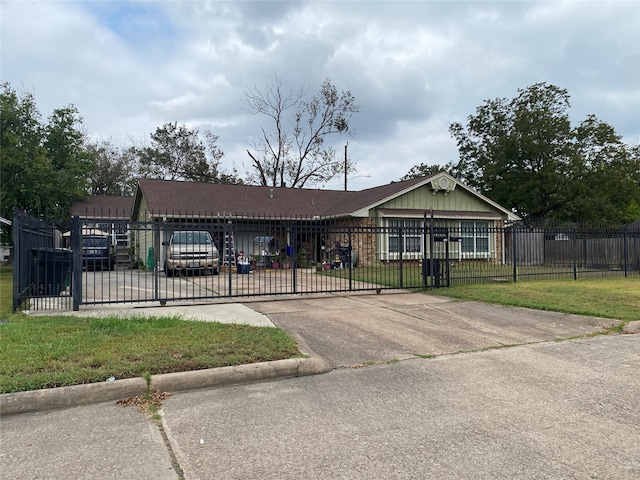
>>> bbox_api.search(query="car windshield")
[172,232,212,245]
[82,237,109,247]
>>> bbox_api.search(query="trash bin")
[421,259,441,287]
[32,247,72,296]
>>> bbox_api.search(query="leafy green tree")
[134,122,238,183]
[563,116,640,223]
[245,76,359,188]
[87,139,137,195]
[448,83,639,223]
[1,83,90,221]
[1,83,50,220]
[43,106,92,218]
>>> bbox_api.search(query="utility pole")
[344,142,348,191]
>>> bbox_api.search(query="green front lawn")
[433,276,640,322]
[1,266,303,394]
[0,314,302,394]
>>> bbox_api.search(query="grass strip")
[431,276,639,322]
[0,266,12,317]
[0,314,301,393]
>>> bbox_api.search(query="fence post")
[226,221,233,296]
[398,227,404,289]
[154,220,162,305]
[72,215,82,311]
[572,227,578,281]
[623,224,628,278]
[445,235,450,287]
[422,213,428,288]
[292,225,298,294]
[348,226,353,291]
[12,210,20,312]
[429,210,435,289]
[512,224,517,283]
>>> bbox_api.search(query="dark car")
[82,235,115,271]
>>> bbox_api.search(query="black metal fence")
[12,209,73,311]
[11,209,640,311]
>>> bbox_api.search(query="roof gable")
[350,172,519,221]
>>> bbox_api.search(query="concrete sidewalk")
[2,334,638,479]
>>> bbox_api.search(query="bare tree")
[245,76,359,188]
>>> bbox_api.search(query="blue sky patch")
[81,1,178,49]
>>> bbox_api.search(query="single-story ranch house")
[129,172,519,269]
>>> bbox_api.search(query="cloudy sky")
[2,0,639,190]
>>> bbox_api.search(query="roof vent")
[269,188,274,199]
[430,175,456,194]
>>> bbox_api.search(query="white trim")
[376,210,502,221]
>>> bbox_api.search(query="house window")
[461,221,490,257]
[388,219,422,255]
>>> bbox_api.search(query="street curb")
[0,357,332,416]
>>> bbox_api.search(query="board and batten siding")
[377,184,495,213]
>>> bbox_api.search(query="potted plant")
[281,255,292,269]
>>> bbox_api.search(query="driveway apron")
[246,292,621,367]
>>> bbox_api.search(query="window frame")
[460,220,491,259]
[387,219,423,259]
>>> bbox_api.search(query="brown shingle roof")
[136,176,434,219]
[71,195,134,219]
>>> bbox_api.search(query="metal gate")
[72,215,443,309]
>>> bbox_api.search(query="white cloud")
[2,0,638,189]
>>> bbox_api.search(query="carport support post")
[71,215,82,311]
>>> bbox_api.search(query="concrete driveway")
[247,292,622,367]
